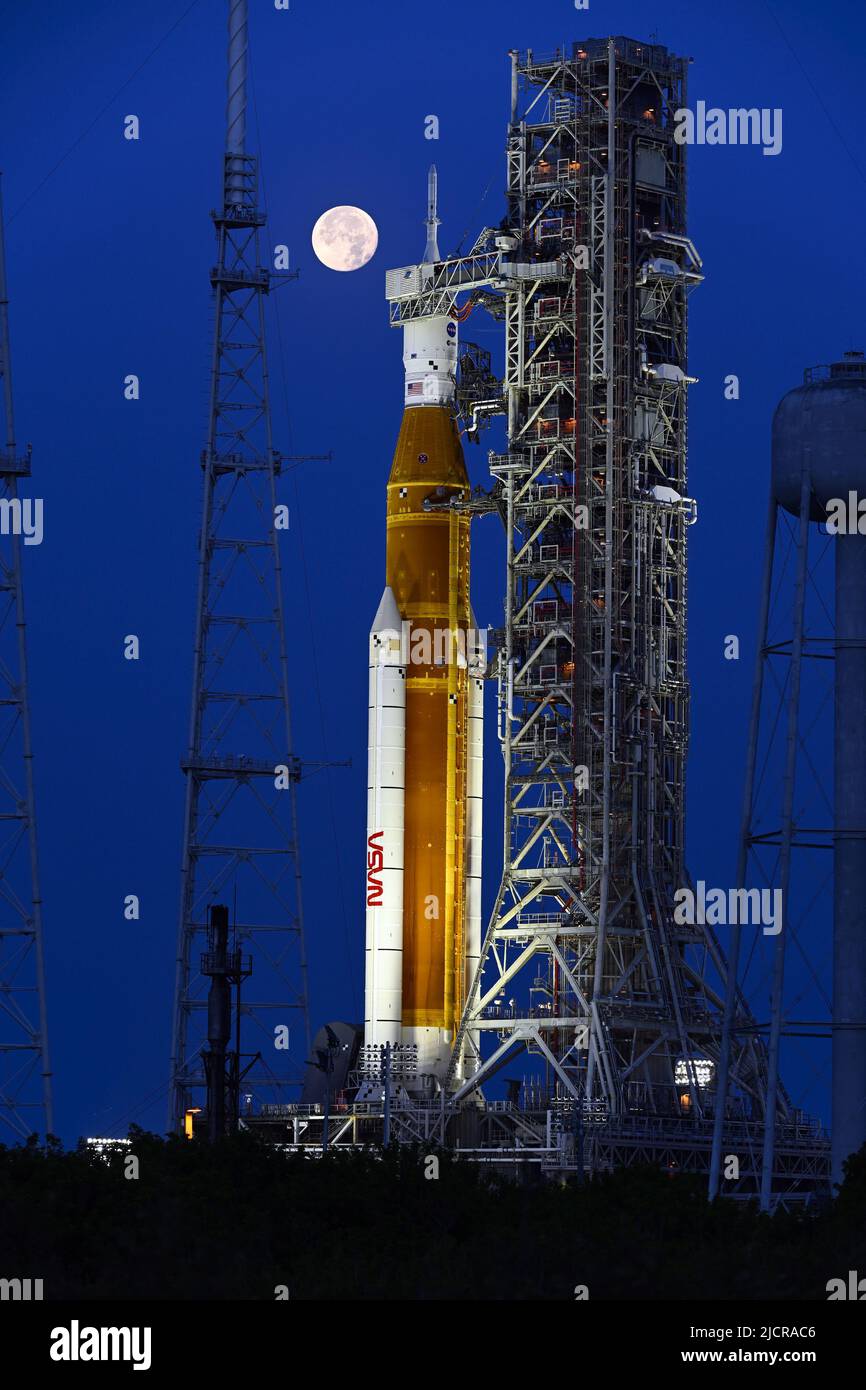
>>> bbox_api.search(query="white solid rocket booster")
[364,587,406,1047]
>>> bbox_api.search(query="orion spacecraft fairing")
[364,168,483,1093]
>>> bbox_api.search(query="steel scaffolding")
[446,38,827,1198]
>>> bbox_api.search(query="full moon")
[311,205,378,272]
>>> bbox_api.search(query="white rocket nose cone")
[468,605,487,676]
[370,585,402,635]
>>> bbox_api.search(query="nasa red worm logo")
[366,831,384,906]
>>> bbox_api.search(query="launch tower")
[454,36,711,1124]
[446,38,825,1193]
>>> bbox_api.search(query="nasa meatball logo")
[446,322,456,338]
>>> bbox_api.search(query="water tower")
[718,351,866,1196]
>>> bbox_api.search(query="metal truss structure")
[245,1095,827,1197]
[0,179,52,1141]
[442,38,827,1199]
[169,1,312,1130]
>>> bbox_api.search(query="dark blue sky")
[2,0,863,1140]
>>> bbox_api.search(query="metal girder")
[447,38,794,1179]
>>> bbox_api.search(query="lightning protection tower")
[169,0,310,1130]
[0,178,52,1141]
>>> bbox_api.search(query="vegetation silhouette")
[0,1129,863,1300]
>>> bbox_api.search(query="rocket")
[364,167,483,1094]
